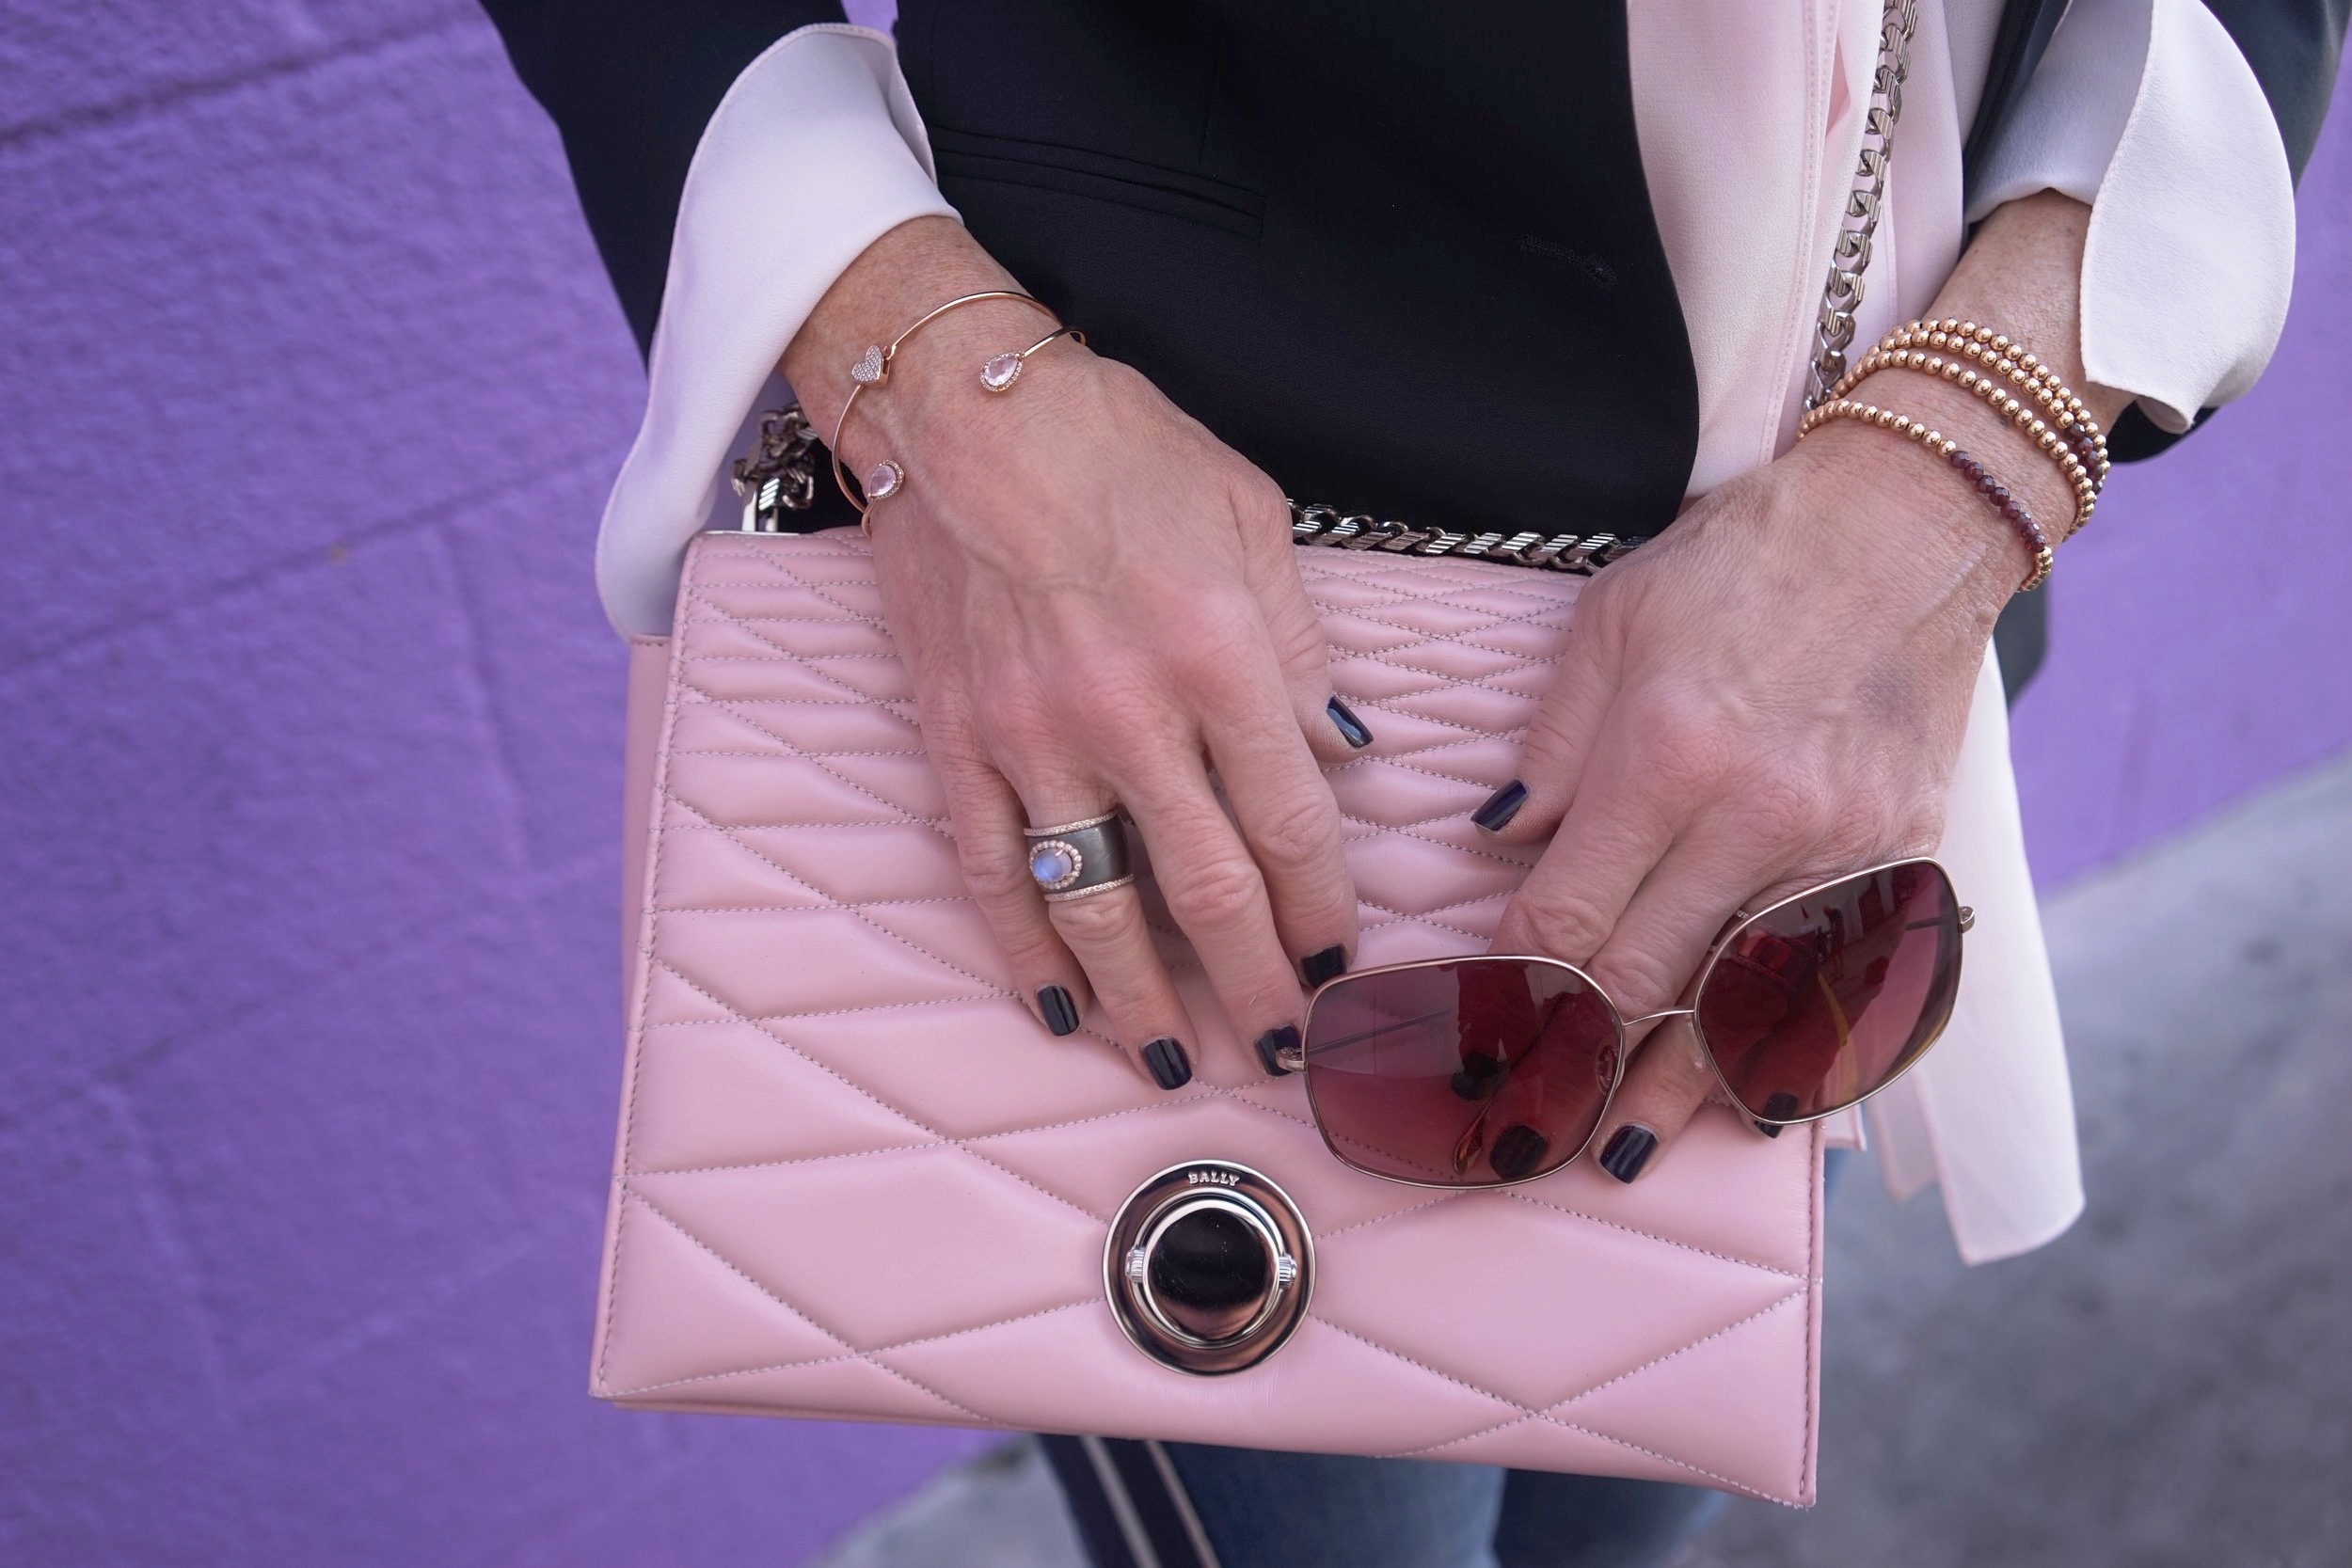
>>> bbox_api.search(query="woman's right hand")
[781,218,1366,1089]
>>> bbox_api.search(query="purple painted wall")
[2010,72,2352,879]
[0,4,2343,1563]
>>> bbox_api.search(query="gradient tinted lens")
[1696,862,1963,1123]
[1300,959,1622,1186]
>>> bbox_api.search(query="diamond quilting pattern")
[595,532,1825,1505]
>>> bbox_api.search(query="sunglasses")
[1269,858,1970,1188]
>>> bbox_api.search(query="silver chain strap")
[728,405,820,531]
[1284,502,1646,573]
[1804,0,1920,409]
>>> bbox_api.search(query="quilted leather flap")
[594,531,1824,1506]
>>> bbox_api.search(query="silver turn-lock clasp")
[1104,1161,1314,1376]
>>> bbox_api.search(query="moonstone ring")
[1023,812,1135,903]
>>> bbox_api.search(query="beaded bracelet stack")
[1797,318,2109,594]
[1800,400,2055,592]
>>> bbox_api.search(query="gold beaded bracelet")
[1827,320,2106,533]
[1796,397,2055,594]
[1836,318,2110,491]
[1836,342,2109,504]
[1842,347,2101,532]
[1892,319,2109,471]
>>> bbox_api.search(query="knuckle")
[1061,661,1159,732]
[993,926,1067,977]
[1735,762,1835,850]
[955,837,1036,909]
[1233,471,1293,533]
[1168,596,1265,689]
[1595,948,1689,1016]
[1640,703,1735,793]
[970,686,1061,760]
[1162,851,1269,932]
[923,708,995,777]
[1248,788,1342,879]
[1515,888,1614,963]
[1046,887,1137,946]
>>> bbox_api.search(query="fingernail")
[1254,1024,1300,1076]
[1756,1090,1798,1137]
[1490,1122,1551,1180]
[1038,985,1079,1037]
[1142,1037,1193,1090]
[1599,1123,1658,1183]
[1301,945,1348,988]
[1327,696,1375,750]
[1472,780,1528,833]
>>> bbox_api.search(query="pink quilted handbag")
[594,529,1825,1505]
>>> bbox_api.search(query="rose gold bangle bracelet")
[829,290,1081,527]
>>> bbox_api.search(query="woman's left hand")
[1478,411,2024,1179]
[1481,191,2131,1180]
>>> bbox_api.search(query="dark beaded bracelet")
[1794,398,2056,593]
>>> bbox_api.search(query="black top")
[481,0,2345,691]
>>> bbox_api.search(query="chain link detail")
[1287,501,1648,573]
[728,406,820,531]
[1804,0,1920,410]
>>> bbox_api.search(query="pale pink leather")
[594,531,1826,1505]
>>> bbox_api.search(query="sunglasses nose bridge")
[1621,1006,1696,1029]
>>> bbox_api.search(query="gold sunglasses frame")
[1280,856,1972,1189]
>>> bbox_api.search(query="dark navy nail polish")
[1599,1123,1658,1183]
[1754,1118,1786,1139]
[1142,1037,1193,1090]
[1472,780,1529,833]
[1489,1123,1551,1180]
[1254,1024,1300,1076]
[1301,945,1348,989]
[1327,696,1375,750]
[1038,985,1079,1037]
[1756,1091,1798,1136]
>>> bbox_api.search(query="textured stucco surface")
[0,5,2344,1564]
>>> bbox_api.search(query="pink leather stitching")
[631,1196,1009,1426]
[1306,1304,1819,1504]
[1369,1290,1809,1476]
[1498,1189,1807,1281]
[607,1298,1104,1402]
[642,954,1118,1223]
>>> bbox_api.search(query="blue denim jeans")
[1161,1445,1726,1568]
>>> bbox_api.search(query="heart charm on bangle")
[850,344,887,385]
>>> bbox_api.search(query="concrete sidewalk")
[814,749,2352,1568]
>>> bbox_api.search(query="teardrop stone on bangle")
[864,461,904,501]
[980,352,1025,392]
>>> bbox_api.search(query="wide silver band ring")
[1024,812,1136,904]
